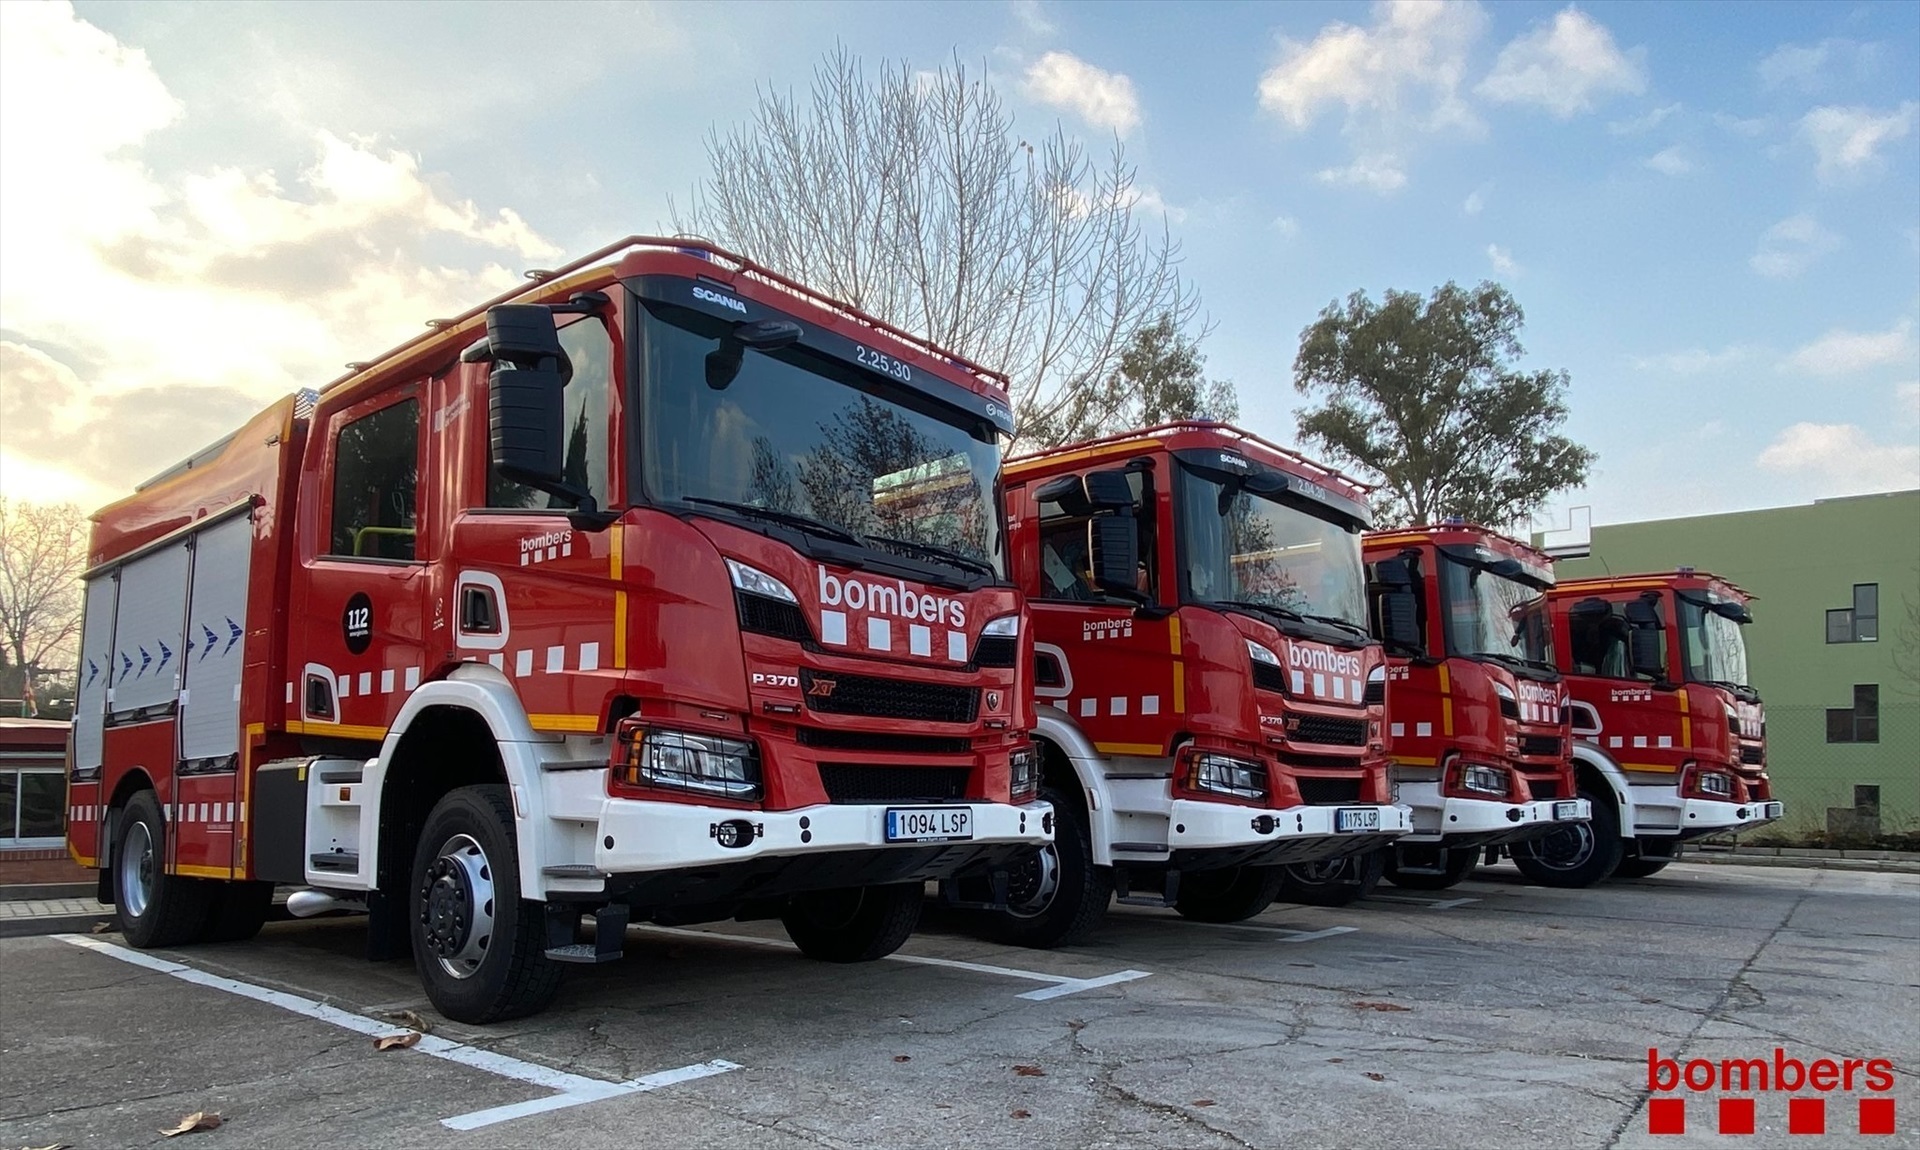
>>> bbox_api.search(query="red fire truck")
[65,237,1053,1022]
[954,422,1410,946]
[1514,571,1782,885]
[1356,525,1591,891]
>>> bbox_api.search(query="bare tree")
[0,499,87,715]
[674,47,1196,450]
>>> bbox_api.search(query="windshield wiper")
[863,532,998,579]
[1478,651,1556,673]
[1303,612,1371,639]
[679,497,867,546]
[1207,599,1305,623]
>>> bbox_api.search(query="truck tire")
[409,785,562,1024]
[979,785,1112,949]
[115,791,215,948]
[1278,849,1385,908]
[201,881,275,942]
[1384,846,1477,891]
[1613,857,1672,878]
[1511,787,1621,888]
[1173,865,1285,923]
[782,883,922,962]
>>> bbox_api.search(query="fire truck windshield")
[1178,472,1367,632]
[1439,555,1554,670]
[636,302,1005,581]
[1679,595,1751,689]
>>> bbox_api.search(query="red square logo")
[1649,1098,1686,1135]
[1719,1097,1755,1135]
[1789,1097,1826,1135]
[1860,1097,1896,1136]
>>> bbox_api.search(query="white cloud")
[1896,381,1920,422]
[1644,146,1693,176]
[0,2,557,499]
[1798,103,1918,183]
[1784,319,1918,377]
[1713,112,1771,137]
[1758,38,1882,92]
[1010,0,1057,37]
[1756,422,1920,495]
[1463,184,1489,214]
[1748,214,1842,279]
[1271,215,1300,239]
[1608,102,1680,136]
[1130,186,1187,224]
[1477,7,1646,118]
[1257,0,1486,134]
[1316,155,1408,193]
[1627,346,1758,375]
[1486,243,1520,277]
[1023,51,1141,135]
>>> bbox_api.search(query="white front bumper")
[1628,787,1785,839]
[593,797,1053,875]
[1395,780,1591,842]
[1166,798,1413,850]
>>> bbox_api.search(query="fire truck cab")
[1522,571,1782,884]
[959,423,1410,946]
[65,237,1052,1022]
[1362,525,1591,890]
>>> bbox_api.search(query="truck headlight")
[1492,679,1519,721]
[1008,745,1040,804]
[1188,752,1269,802]
[618,724,762,800]
[1454,762,1509,797]
[1696,770,1733,798]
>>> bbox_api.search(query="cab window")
[1567,598,1662,680]
[330,399,419,560]
[1035,470,1152,602]
[489,315,614,510]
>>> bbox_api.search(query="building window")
[1825,583,1878,643]
[0,768,67,844]
[1825,684,1879,744]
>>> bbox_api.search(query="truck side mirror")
[1088,516,1139,596]
[1623,596,1666,681]
[1378,590,1422,653]
[482,304,570,491]
[1082,469,1136,510]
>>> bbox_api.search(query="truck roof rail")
[1013,420,1374,495]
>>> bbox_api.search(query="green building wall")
[1544,490,1920,840]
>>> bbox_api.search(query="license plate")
[1334,807,1379,833]
[1761,802,1783,819]
[1554,801,1582,821]
[885,806,973,843]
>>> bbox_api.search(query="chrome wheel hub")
[419,834,496,980]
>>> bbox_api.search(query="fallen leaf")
[1066,1018,1086,1031]
[1191,1099,1216,1107]
[1327,1058,1345,1064]
[934,1103,952,1110]
[90,921,114,934]
[1351,1001,1412,1012]
[374,1031,421,1051]
[160,1111,222,1137]
[1011,1109,1032,1119]
[1014,1064,1046,1077]
[893,1055,911,1063]
[380,1009,433,1034]
[1364,1072,1386,1082]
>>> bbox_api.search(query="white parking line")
[54,934,740,1130]
[1365,895,1481,910]
[1178,922,1359,942]
[642,925,1151,1000]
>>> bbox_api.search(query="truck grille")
[1518,735,1564,758]
[818,764,971,804]
[1252,662,1287,693]
[1522,776,1562,799]
[972,635,1017,668]
[737,591,811,643]
[1364,679,1384,705]
[800,670,979,723]
[796,729,972,755]
[1296,776,1363,805]
[1292,715,1368,746]
[1740,746,1764,765]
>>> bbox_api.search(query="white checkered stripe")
[1519,701,1563,723]
[519,540,574,566]
[819,611,969,663]
[158,801,244,824]
[1287,669,1365,703]
[284,642,605,704]
[1051,695,1163,719]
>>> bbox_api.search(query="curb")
[0,913,114,940]
[0,882,97,902]
[1684,854,1920,874]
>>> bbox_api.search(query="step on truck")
[65,236,1053,1022]
[1358,524,1592,893]
[953,422,1411,945]
[1519,570,1782,885]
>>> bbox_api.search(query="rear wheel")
[782,884,921,962]
[1174,865,1285,923]
[1278,849,1385,908]
[1511,787,1620,888]
[978,785,1112,949]
[1384,846,1478,891]
[115,791,214,948]
[409,785,562,1023]
[201,881,275,942]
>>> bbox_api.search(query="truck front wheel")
[1174,865,1285,923]
[1278,849,1385,907]
[1384,846,1477,890]
[1511,787,1621,888]
[782,884,921,962]
[978,785,1112,949]
[409,785,562,1023]
[115,791,214,948]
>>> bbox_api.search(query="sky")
[1,0,1916,531]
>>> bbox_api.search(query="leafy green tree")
[1292,281,1594,529]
